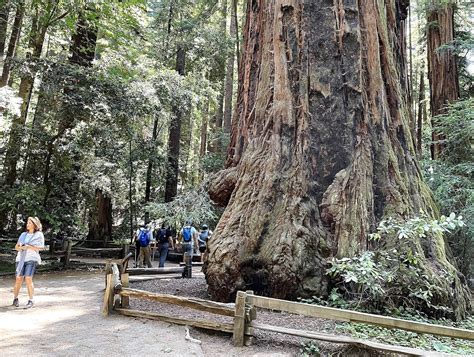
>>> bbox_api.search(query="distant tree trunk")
[215,0,227,131]
[164,46,186,202]
[129,139,135,243]
[0,0,24,86]
[200,100,209,157]
[416,68,425,155]
[0,0,11,56]
[427,3,459,159]
[145,116,160,203]
[223,0,237,133]
[205,0,470,319]
[86,189,112,247]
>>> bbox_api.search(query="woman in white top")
[12,216,45,309]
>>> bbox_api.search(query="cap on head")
[201,224,208,230]
[185,219,192,226]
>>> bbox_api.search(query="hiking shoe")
[25,300,34,309]
[12,298,19,307]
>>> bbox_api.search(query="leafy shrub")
[326,214,465,315]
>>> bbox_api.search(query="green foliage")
[327,214,465,315]
[425,98,474,278]
[336,316,474,355]
[299,341,320,357]
[146,188,218,230]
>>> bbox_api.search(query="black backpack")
[157,228,168,244]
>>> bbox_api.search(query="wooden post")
[121,273,129,308]
[122,243,129,259]
[233,291,247,347]
[102,274,114,316]
[184,252,192,278]
[65,239,72,267]
[244,290,255,346]
[104,259,112,288]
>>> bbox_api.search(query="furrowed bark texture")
[427,4,459,159]
[205,0,470,318]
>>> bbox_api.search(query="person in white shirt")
[12,216,45,309]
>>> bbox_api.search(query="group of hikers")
[9,216,212,309]
[134,220,212,268]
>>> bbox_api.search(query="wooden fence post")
[64,239,72,267]
[121,273,129,308]
[102,274,114,316]
[245,290,256,346]
[184,253,192,278]
[233,291,247,347]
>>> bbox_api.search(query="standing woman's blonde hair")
[27,217,42,232]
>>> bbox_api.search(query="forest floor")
[0,263,471,356]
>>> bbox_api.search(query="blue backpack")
[138,229,150,247]
[182,227,192,242]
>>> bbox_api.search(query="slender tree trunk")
[200,100,209,157]
[145,116,160,203]
[215,0,227,131]
[0,0,10,57]
[0,1,23,86]
[129,139,134,244]
[86,189,112,247]
[205,0,469,319]
[223,0,237,133]
[164,46,186,202]
[427,3,459,159]
[416,68,425,155]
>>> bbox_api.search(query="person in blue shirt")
[179,220,198,263]
[12,216,45,309]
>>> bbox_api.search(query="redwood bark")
[205,0,469,319]
[86,189,112,247]
[427,3,459,159]
[200,101,209,157]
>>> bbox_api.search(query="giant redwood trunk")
[87,189,112,247]
[427,3,459,159]
[205,0,470,318]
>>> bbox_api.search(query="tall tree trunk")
[200,100,209,157]
[223,0,237,133]
[86,189,112,247]
[427,3,459,159]
[416,68,425,155]
[145,116,160,203]
[164,46,186,202]
[215,0,227,131]
[205,0,469,319]
[0,0,23,86]
[0,0,10,57]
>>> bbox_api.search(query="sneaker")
[12,298,19,307]
[25,300,34,309]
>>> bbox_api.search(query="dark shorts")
[182,243,193,255]
[16,261,37,277]
[199,245,206,253]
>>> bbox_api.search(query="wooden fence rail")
[246,295,474,341]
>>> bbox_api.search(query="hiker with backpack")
[136,222,153,268]
[197,224,212,262]
[155,223,174,268]
[179,220,198,263]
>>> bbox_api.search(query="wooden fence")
[102,266,473,356]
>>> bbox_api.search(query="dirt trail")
[0,271,204,356]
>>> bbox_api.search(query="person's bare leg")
[13,276,24,298]
[25,277,34,300]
